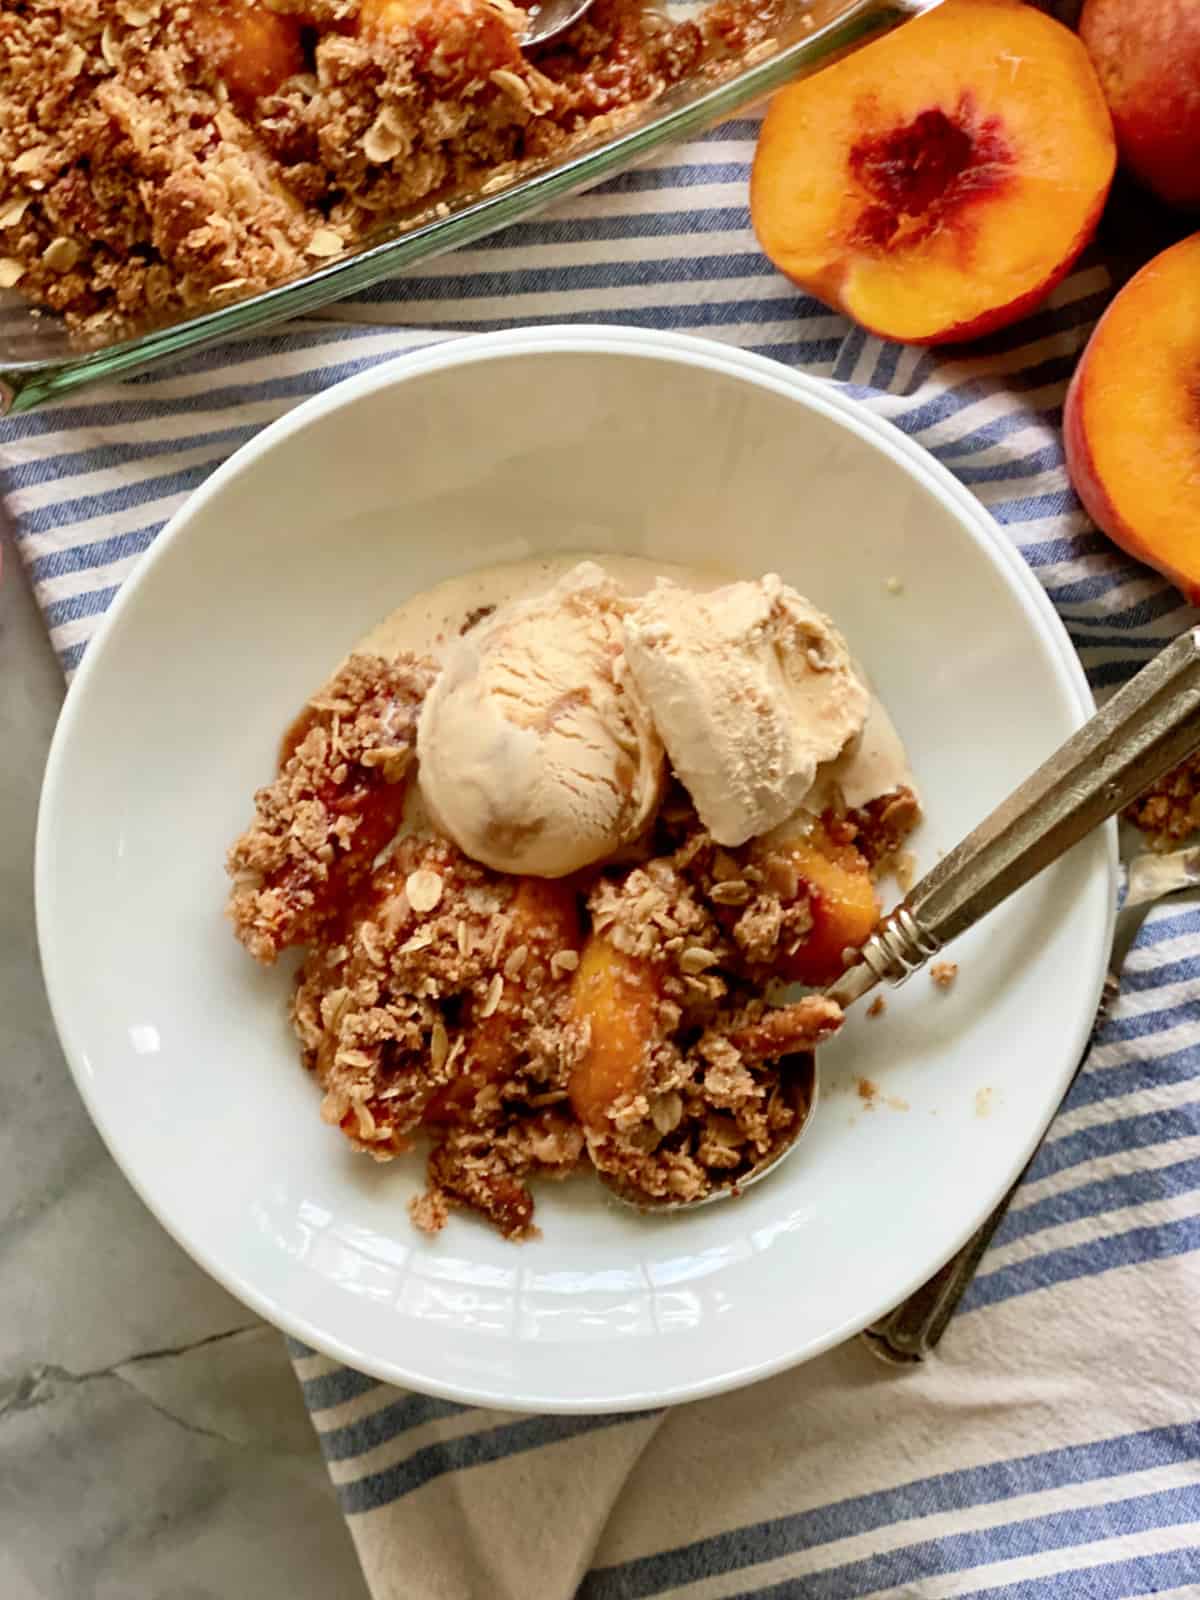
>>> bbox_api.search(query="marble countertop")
[0,526,366,1600]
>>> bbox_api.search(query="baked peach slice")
[751,0,1116,344]
[761,828,880,987]
[227,654,434,964]
[1064,232,1200,602]
[566,936,661,1130]
[192,2,306,109]
[425,877,582,1122]
[566,934,845,1130]
[359,0,417,30]
[360,0,524,84]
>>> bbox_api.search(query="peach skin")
[751,0,1116,345]
[1081,0,1200,211]
[1064,232,1200,604]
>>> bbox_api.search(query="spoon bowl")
[600,1052,819,1212]
[521,0,596,47]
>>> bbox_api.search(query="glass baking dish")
[0,0,927,412]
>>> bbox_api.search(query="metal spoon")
[521,0,594,48]
[863,842,1200,1363]
[522,0,940,62]
[606,625,1200,1213]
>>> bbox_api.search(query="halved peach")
[770,831,879,987]
[1064,233,1200,602]
[192,2,306,108]
[566,936,660,1129]
[751,0,1116,344]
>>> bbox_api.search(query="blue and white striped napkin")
[7,118,1200,1599]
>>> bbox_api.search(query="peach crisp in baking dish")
[0,0,792,339]
[226,558,920,1238]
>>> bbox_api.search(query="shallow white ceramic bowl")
[37,328,1115,1413]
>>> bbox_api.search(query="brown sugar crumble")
[226,653,920,1239]
[1125,754,1200,848]
[930,959,958,991]
[0,0,793,340]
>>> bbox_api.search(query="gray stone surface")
[0,528,365,1599]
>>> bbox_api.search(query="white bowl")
[36,328,1115,1413]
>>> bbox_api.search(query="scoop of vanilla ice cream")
[416,563,664,877]
[622,575,869,847]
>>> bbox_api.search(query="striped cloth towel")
[6,117,1200,1600]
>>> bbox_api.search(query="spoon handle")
[830,626,1200,1006]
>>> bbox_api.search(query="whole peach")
[1080,0,1200,210]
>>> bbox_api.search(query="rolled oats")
[405,868,445,914]
[479,972,505,1018]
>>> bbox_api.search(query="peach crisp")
[226,560,921,1238]
[0,0,790,338]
